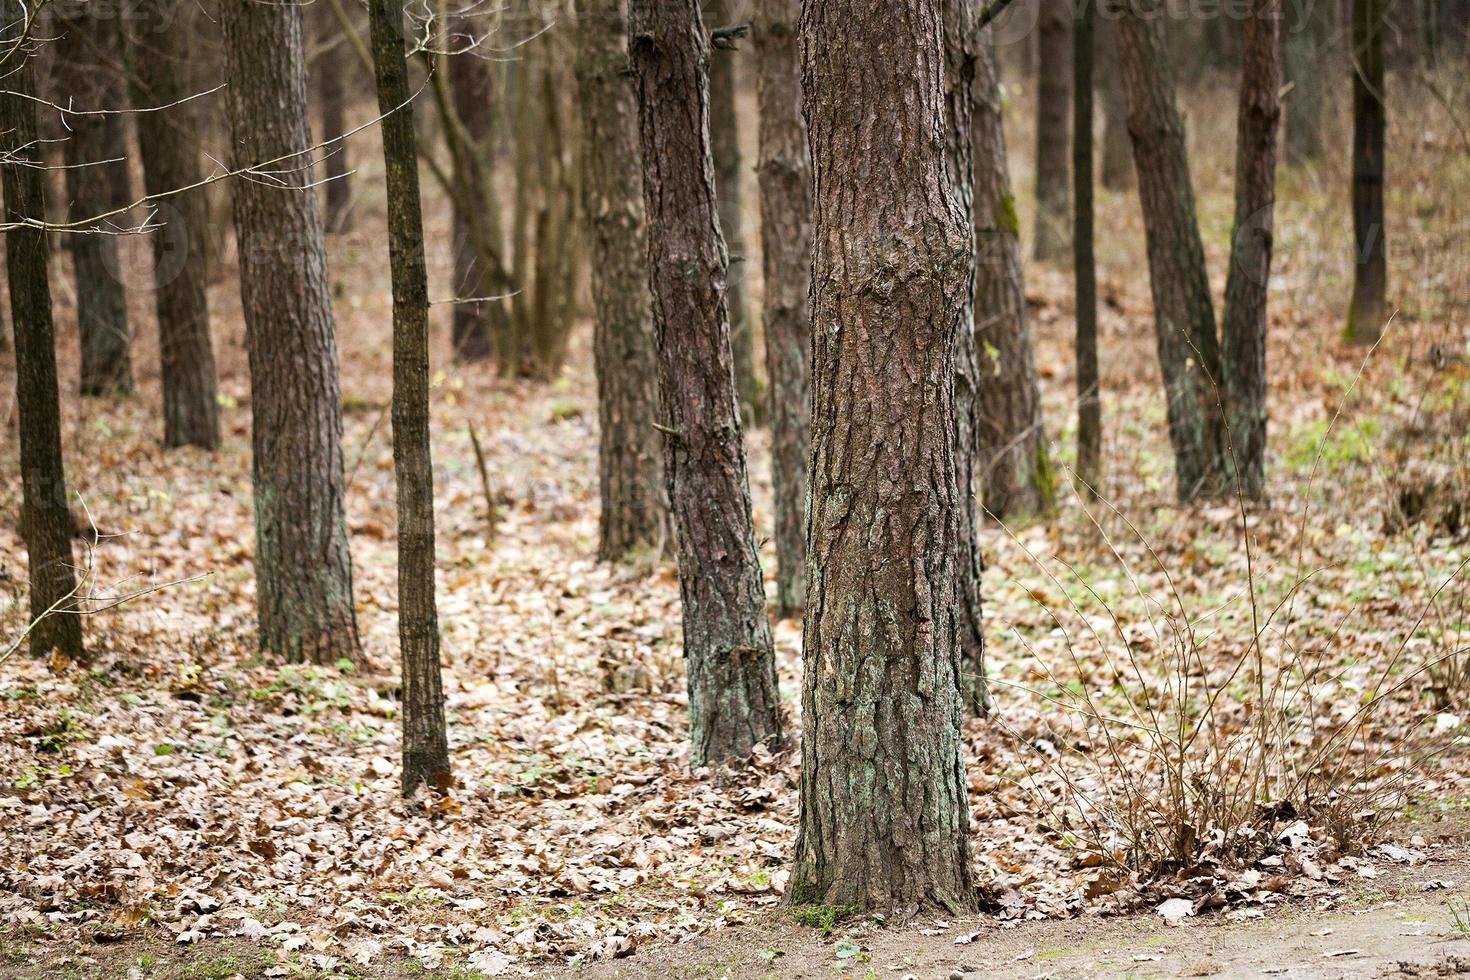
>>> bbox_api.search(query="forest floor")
[3,81,1470,978]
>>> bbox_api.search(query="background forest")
[2,0,1470,977]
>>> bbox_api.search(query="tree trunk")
[791,0,974,916]
[1098,15,1135,191]
[127,0,221,450]
[973,38,1054,522]
[367,0,450,795]
[222,0,360,664]
[753,0,810,620]
[575,0,671,564]
[52,6,133,397]
[1114,1,1232,502]
[1033,0,1072,262]
[1348,0,1387,345]
[1074,0,1101,498]
[707,0,760,428]
[1284,0,1327,164]
[316,3,354,234]
[2,9,85,660]
[1220,0,1282,501]
[628,0,783,768]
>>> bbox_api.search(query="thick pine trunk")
[628,0,783,768]
[753,0,810,620]
[222,0,360,664]
[707,0,759,428]
[367,0,450,794]
[1284,0,1327,164]
[1114,1,1232,502]
[973,38,1054,522]
[1348,0,1387,345]
[2,9,85,659]
[574,0,671,564]
[791,0,974,916]
[53,6,133,397]
[1074,0,1101,497]
[127,0,220,450]
[1033,0,1072,262]
[1221,0,1282,500]
[1098,15,1135,192]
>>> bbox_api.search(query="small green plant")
[1450,898,1470,937]
[791,903,860,934]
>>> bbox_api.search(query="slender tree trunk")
[628,0,782,768]
[1033,0,1072,262]
[707,0,759,427]
[575,0,671,563]
[1221,0,1282,500]
[1098,14,1135,191]
[367,0,449,794]
[1348,0,1387,345]
[1074,0,1101,497]
[973,38,1054,522]
[127,0,220,450]
[1284,0,1327,164]
[222,0,360,663]
[2,8,85,660]
[1113,0,1232,502]
[753,0,810,620]
[52,6,133,397]
[316,7,354,234]
[791,0,974,916]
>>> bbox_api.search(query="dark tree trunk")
[2,10,85,659]
[574,0,671,563]
[1114,0,1232,502]
[367,0,449,795]
[943,0,987,714]
[1221,0,1282,501]
[1348,0,1387,345]
[1033,0,1072,262]
[973,37,1054,522]
[52,6,133,397]
[1074,0,1101,497]
[753,0,810,620]
[1284,0,1327,164]
[706,0,759,428]
[316,4,354,234]
[791,0,974,916]
[1098,14,1135,192]
[628,0,782,768]
[222,0,360,664]
[127,0,220,450]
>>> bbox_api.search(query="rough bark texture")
[52,5,133,397]
[753,0,810,620]
[791,0,975,917]
[707,0,759,428]
[1220,0,1281,501]
[973,38,1053,522]
[1348,0,1387,345]
[1284,0,1327,164]
[628,0,782,768]
[367,0,449,794]
[222,0,360,664]
[574,0,671,564]
[1098,14,1135,192]
[1114,1,1232,502]
[127,0,220,450]
[1032,0,1072,262]
[2,10,85,659]
[1074,0,1101,497]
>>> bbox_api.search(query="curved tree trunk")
[222,0,360,664]
[707,0,759,428]
[753,0,810,620]
[1074,0,1101,497]
[628,0,782,768]
[2,9,85,660]
[1348,0,1387,345]
[1221,0,1282,500]
[127,0,220,450]
[1033,0,1072,262]
[1114,0,1232,502]
[575,0,671,563]
[366,0,450,794]
[790,0,974,916]
[973,38,1054,522]
[52,6,133,397]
